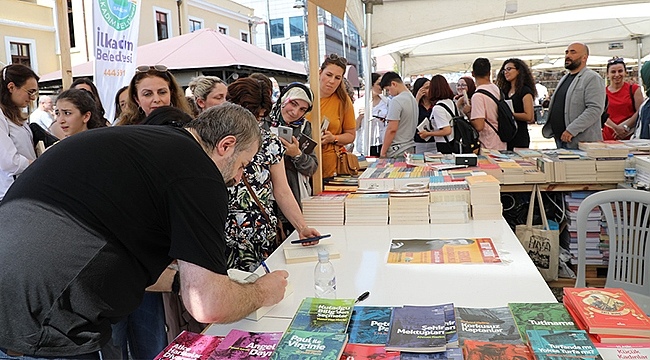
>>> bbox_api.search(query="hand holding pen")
[256,261,289,307]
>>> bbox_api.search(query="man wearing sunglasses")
[0,104,289,358]
[542,42,605,149]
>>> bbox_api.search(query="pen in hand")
[261,261,270,274]
[355,291,370,303]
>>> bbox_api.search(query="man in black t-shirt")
[0,104,289,358]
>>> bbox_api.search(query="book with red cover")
[462,339,534,360]
[563,288,650,337]
[564,300,650,344]
[338,344,400,359]
[154,330,224,360]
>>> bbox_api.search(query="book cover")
[154,330,224,360]
[443,303,459,348]
[593,343,650,359]
[508,302,577,342]
[284,244,341,264]
[455,306,522,347]
[346,306,393,345]
[385,305,447,353]
[563,288,650,337]
[338,343,400,360]
[462,339,533,360]
[526,330,602,359]
[269,330,347,360]
[387,237,501,264]
[288,297,355,334]
[208,329,283,360]
[298,133,317,154]
[564,299,650,344]
[400,348,463,360]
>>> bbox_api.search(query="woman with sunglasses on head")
[0,64,39,201]
[225,77,320,272]
[117,65,192,125]
[602,58,644,140]
[307,53,356,178]
[263,83,318,235]
[54,88,106,138]
[496,58,537,150]
[189,75,228,113]
[455,76,476,118]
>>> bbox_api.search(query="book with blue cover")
[346,306,393,345]
[526,329,602,359]
[287,297,355,334]
[442,303,458,348]
[385,305,447,353]
[269,330,347,360]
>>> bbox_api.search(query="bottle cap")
[317,249,329,261]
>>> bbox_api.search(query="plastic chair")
[575,189,650,314]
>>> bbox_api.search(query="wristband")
[623,124,630,132]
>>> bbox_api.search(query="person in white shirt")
[379,71,417,158]
[0,64,39,201]
[29,95,54,131]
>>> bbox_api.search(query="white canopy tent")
[345,0,650,75]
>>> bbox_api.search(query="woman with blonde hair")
[118,65,191,125]
[189,75,228,113]
[307,54,356,178]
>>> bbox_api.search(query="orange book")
[564,300,650,344]
[462,339,533,360]
[563,288,650,338]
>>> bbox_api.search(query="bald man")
[542,42,605,149]
[29,95,54,132]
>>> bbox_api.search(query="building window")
[189,18,202,32]
[67,0,75,48]
[289,16,304,37]
[156,11,169,40]
[240,32,249,43]
[10,42,31,67]
[217,26,228,35]
[270,18,284,39]
[290,42,304,62]
[271,44,284,56]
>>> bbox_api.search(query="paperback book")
[338,343,400,360]
[563,288,650,337]
[455,306,522,347]
[154,331,224,360]
[346,306,393,345]
[208,329,283,360]
[387,237,501,264]
[526,329,602,359]
[564,300,650,344]
[385,305,447,353]
[288,297,355,334]
[269,330,347,360]
[593,343,650,359]
[462,339,533,360]
[508,302,577,342]
[400,348,463,360]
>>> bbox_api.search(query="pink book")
[208,329,284,360]
[154,330,224,360]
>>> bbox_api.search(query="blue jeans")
[555,138,568,149]
[110,292,167,359]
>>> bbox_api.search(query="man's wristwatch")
[623,124,630,132]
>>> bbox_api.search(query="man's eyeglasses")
[327,53,348,66]
[22,88,38,98]
[136,65,168,73]
[608,57,625,65]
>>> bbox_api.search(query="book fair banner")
[93,0,141,122]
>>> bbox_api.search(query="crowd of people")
[0,40,648,358]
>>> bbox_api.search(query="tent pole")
[633,35,643,89]
[307,0,323,194]
[362,0,382,157]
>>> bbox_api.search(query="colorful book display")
[388,237,501,264]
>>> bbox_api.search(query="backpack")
[476,89,517,142]
[437,101,481,154]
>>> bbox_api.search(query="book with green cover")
[287,297,355,334]
[269,330,347,360]
[508,302,577,342]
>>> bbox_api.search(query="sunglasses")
[607,57,625,65]
[136,65,168,73]
[326,53,348,66]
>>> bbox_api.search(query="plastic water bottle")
[625,153,637,185]
[314,250,336,298]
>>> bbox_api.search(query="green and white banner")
[93,0,141,122]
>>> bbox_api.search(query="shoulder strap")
[476,88,500,103]
[435,101,459,118]
[242,176,273,225]
[630,83,636,112]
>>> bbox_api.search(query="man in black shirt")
[542,42,605,149]
[0,104,289,358]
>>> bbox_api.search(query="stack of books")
[429,201,469,223]
[542,149,597,183]
[465,175,502,220]
[563,288,650,345]
[635,155,650,185]
[579,142,629,182]
[301,193,346,226]
[564,191,604,265]
[345,193,389,225]
[388,191,430,224]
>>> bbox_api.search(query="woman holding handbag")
[225,78,321,272]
